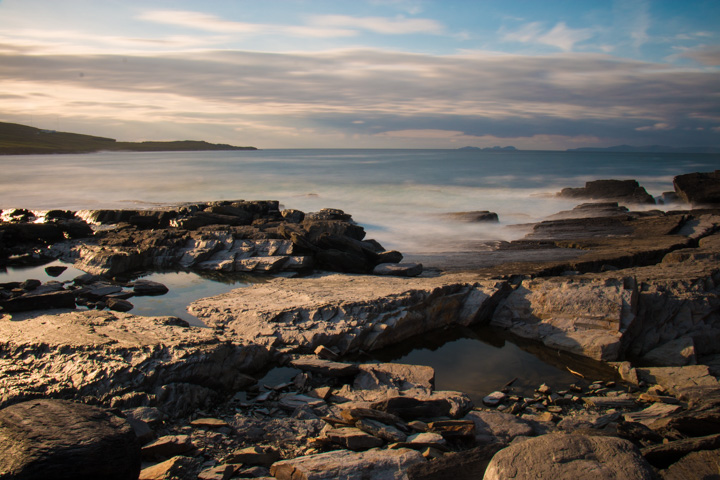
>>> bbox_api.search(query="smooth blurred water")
[2,149,718,253]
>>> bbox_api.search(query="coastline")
[2,172,720,478]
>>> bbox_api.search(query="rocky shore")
[1,170,720,479]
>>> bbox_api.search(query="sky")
[0,0,719,149]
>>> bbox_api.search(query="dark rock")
[616,421,664,446]
[45,265,68,277]
[141,435,194,459]
[673,170,720,205]
[281,209,305,223]
[107,298,134,312]
[371,395,468,421]
[558,179,655,204]
[375,250,404,264]
[0,223,65,246]
[315,248,370,273]
[21,279,41,290]
[659,448,720,480]
[133,279,169,296]
[642,433,720,469]
[45,210,76,220]
[0,399,141,480]
[0,289,76,312]
[373,263,423,277]
[306,208,352,221]
[406,443,506,480]
[445,211,500,223]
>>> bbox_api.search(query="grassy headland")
[0,121,257,154]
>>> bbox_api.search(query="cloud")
[501,22,594,51]
[679,46,720,66]
[0,47,718,147]
[138,10,356,38]
[307,14,444,35]
[635,123,674,131]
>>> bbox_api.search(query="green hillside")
[0,122,256,154]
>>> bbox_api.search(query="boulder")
[107,297,134,312]
[445,211,499,223]
[673,170,720,205]
[270,448,425,480]
[133,279,169,296]
[484,433,656,480]
[558,179,655,204]
[0,399,141,480]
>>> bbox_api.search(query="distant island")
[458,146,517,151]
[566,144,720,154]
[0,121,257,155]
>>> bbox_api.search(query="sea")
[2,149,719,398]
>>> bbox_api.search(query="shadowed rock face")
[673,170,720,206]
[0,399,141,480]
[558,179,656,205]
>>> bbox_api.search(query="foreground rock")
[483,434,657,480]
[0,310,269,412]
[0,399,140,480]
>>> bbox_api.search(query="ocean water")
[2,149,718,397]
[2,149,718,254]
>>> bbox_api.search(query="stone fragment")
[355,418,406,443]
[224,446,280,466]
[141,435,194,459]
[340,407,404,426]
[278,394,325,411]
[0,399,141,480]
[270,447,425,480]
[482,391,506,406]
[139,456,198,480]
[190,417,229,428]
[408,432,446,446]
[197,464,236,480]
[372,391,473,420]
[484,433,656,480]
[314,345,339,360]
[325,427,384,451]
[428,419,476,441]
[290,357,360,377]
[623,403,682,427]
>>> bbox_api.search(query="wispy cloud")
[679,45,720,66]
[501,22,594,51]
[307,14,444,35]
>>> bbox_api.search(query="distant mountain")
[458,146,517,151]
[567,144,720,154]
[0,121,257,155]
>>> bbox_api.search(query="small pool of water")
[0,260,259,326]
[358,325,618,403]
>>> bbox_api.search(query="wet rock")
[45,265,68,276]
[445,211,499,223]
[270,447,425,480]
[373,262,423,277]
[482,391,506,407]
[673,170,720,205]
[0,289,76,312]
[133,279,169,296]
[0,399,141,480]
[485,433,656,480]
[107,297,133,312]
[558,179,655,204]
[139,455,199,480]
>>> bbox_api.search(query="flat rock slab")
[270,447,425,480]
[660,448,720,480]
[189,272,503,355]
[464,410,535,444]
[636,365,720,401]
[484,433,656,480]
[0,399,141,480]
[0,310,270,410]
